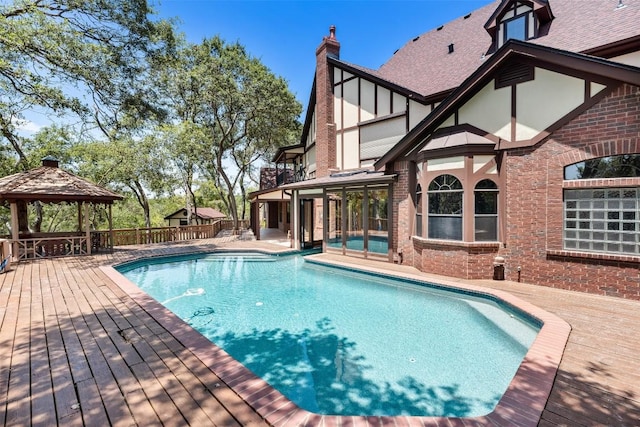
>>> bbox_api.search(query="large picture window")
[475,180,498,241]
[564,188,639,256]
[428,174,463,240]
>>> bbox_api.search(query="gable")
[375,41,640,168]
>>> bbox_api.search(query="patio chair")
[0,257,9,274]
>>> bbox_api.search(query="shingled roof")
[164,207,226,220]
[0,159,123,204]
[376,0,640,97]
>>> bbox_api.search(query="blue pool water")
[327,235,389,254]
[118,252,540,417]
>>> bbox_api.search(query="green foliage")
[154,36,302,225]
[0,1,302,231]
[0,0,174,167]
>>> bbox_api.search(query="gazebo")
[0,157,123,261]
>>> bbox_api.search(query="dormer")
[484,0,554,49]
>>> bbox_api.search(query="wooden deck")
[0,235,639,426]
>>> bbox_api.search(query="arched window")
[415,184,422,237]
[475,179,499,241]
[564,154,640,180]
[428,175,463,240]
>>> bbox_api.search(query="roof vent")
[448,43,455,54]
[42,155,59,168]
[616,0,627,9]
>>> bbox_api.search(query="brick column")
[314,26,340,178]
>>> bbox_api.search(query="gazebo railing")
[15,235,89,260]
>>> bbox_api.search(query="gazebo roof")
[0,158,123,204]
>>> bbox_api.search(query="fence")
[6,219,249,260]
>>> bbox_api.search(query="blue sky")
[155,0,494,110]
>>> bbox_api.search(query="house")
[250,0,640,299]
[165,207,226,226]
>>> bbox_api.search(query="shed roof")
[164,207,226,220]
[0,162,123,204]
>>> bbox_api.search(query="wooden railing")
[14,235,89,260]
[91,219,249,252]
[7,219,250,260]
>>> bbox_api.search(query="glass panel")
[429,192,462,215]
[345,190,364,251]
[475,191,497,215]
[368,189,389,254]
[428,217,463,240]
[475,217,497,241]
[326,193,342,249]
[505,15,526,41]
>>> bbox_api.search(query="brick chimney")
[314,26,340,178]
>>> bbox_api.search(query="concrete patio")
[0,234,638,426]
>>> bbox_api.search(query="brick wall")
[414,239,501,279]
[391,160,414,266]
[390,83,640,299]
[501,83,640,299]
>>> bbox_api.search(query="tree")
[156,36,302,229]
[74,134,176,228]
[0,0,174,168]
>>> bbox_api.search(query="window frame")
[474,179,499,242]
[502,12,529,44]
[415,183,423,237]
[427,174,464,241]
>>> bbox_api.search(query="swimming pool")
[118,251,540,418]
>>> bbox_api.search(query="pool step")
[201,253,276,262]
[464,300,537,350]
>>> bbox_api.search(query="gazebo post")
[108,204,114,251]
[84,203,91,255]
[77,202,83,232]
[9,202,19,260]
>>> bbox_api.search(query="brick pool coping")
[101,250,571,427]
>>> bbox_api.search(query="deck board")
[0,235,638,426]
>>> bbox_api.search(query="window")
[503,14,527,42]
[415,184,423,237]
[564,188,639,256]
[428,175,463,240]
[475,180,498,241]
